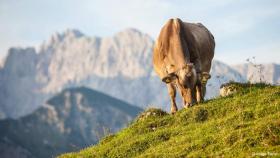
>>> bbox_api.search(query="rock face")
[0,28,279,118]
[0,87,142,158]
[0,48,47,118]
[0,29,158,118]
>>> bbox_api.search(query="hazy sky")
[0,0,279,64]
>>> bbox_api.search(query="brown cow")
[153,18,215,114]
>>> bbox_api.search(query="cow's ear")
[162,73,177,83]
[202,72,211,79]
[201,72,211,83]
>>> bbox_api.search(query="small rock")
[220,83,238,97]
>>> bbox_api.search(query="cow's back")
[153,18,188,79]
[183,22,215,73]
[153,19,215,79]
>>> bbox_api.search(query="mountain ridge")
[0,86,142,158]
[0,28,279,119]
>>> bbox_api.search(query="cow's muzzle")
[184,102,193,108]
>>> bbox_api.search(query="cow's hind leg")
[167,83,177,114]
[196,73,209,103]
[198,72,211,102]
[202,84,206,99]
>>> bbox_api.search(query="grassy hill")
[59,83,280,157]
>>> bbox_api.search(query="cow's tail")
[172,18,191,63]
[173,18,183,34]
[156,18,187,62]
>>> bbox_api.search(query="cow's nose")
[184,102,192,108]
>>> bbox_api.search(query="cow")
[153,18,215,114]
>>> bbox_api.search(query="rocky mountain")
[0,87,142,158]
[232,63,280,85]
[0,48,47,118]
[0,28,279,118]
[0,29,156,118]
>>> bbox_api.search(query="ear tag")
[165,78,170,83]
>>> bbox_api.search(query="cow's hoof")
[171,111,177,115]
[197,100,204,104]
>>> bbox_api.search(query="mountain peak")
[63,29,84,38]
[4,47,37,69]
[114,28,153,41]
[119,28,143,34]
[0,86,142,158]
[47,29,84,44]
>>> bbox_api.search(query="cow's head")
[162,63,197,106]
[162,63,197,87]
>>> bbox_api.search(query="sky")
[0,0,279,65]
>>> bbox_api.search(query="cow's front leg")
[196,83,203,103]
[167,83,177,114]
[202,84,206,99]
[199,72,211,101]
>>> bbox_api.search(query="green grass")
[59,83,280,157]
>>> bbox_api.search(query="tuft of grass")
[59,83,280,158]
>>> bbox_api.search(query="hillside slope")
[60,84,280,157]
[0,87,142,158]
